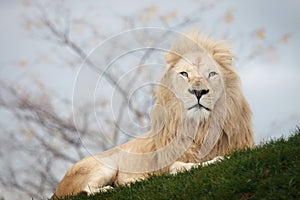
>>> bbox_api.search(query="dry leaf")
[145,5,158,14]
[35,20,45,29]
[224,11,234,24]
[15,84,22,92]
[169,11,178,19]
[281,33,292,44]
[22,20,32,30]
[98,100,108,107]
[140,5,158,22]
[22,128,33,140]
[18,60,28,67]
[256,29,265,40]
[159,10,178,22]
[140,15,152,22]
[264,169,270,177]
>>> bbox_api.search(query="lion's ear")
[163,52,180,68]
[200,39,233,69]
[211,41,233,68]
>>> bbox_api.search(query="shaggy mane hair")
[153,31,253,166]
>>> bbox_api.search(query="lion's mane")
[150,31,254,167]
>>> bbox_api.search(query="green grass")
[61,128,300,200]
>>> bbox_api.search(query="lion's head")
[151,31,254,165]
[162,51,224,121]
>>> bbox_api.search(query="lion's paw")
[170,161,198,175]
[201,156,224,166]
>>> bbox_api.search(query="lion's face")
[167,52,224,120]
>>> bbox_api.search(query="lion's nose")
[188,89,209,100]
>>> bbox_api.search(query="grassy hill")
[61,128,300,200]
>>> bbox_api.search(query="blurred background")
[0,0,299,199]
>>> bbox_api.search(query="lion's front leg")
[115,172,146,186]
[169,156,224,175]
[83,185,114,195]
[201,156,224,166]
[169,161,198,175]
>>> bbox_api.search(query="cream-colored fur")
[51,31,254,199]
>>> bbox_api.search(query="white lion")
[51,31,254,199]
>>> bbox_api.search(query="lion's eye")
[179,71,189,78]
[208,71,217,78]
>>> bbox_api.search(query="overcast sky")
[0,1,299,140]
[1,0,300,140]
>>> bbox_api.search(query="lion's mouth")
[188,103,211,111]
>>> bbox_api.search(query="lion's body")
[52,31,254,198]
